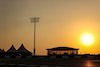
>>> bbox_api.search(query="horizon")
[0,0,100,55]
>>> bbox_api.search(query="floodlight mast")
[30,17,40,56]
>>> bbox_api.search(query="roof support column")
[76,50,78,54]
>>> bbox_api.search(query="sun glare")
[81,33,94,46]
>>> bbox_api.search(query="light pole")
[30,17,40,56]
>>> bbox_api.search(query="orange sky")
[0,0,100,55]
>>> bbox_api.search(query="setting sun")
[81,33,94,46]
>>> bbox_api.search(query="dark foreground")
[0,58,100,67]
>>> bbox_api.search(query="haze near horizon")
[0,0,100,55]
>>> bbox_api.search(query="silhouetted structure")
[47,47,79,56]
[7,45,17,53]
[5,44,32,58]
[0,49,5,58]
[17,44,32,57]
[0,49,5,52]
[6,45,18,57]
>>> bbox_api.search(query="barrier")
[0,63,64,67]
[87,56,94,58]
[40,65,50,67]
[1,55,97,59]
[28,65,38,67]
[50,56,56,58]
[17,64,27,67]
[27,56,32,58]
[5,56,10,58]
[75,56,81,58]
[62,56,69,58]
[16,56,21,58]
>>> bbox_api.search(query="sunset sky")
[0,0,100,55]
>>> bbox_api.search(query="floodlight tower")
[30,17,40,56]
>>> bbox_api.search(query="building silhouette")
[5,44,32,58]
[6,45,18,57]
[17,44,32,57]
[47,47,79,56]
[0,49,5,58]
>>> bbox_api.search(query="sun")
[81,33,94,46]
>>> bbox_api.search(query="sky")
[0,0,100,55]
